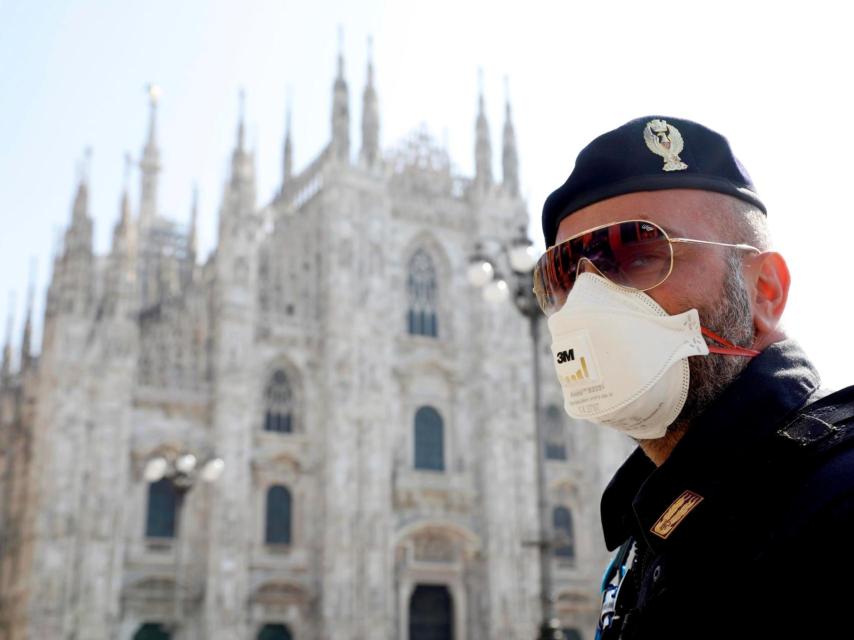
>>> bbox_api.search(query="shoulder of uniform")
[762,384,854,507]
[772,386,854,531]
[775,384,854,451]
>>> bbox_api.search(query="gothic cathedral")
[0,44,632,640]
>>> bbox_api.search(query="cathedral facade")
[0,46,632,640]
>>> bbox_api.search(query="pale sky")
[1,0,852,388]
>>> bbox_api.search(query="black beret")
[541,116,766,248]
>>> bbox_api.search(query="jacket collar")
[601,339,820,551]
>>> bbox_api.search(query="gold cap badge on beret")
[643,119,688,172]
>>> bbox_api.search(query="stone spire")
[281,92,293,195]
[139,84,162,230]
[230,90,254,188]
[53,151,96,316]
[360,36,379,168]
[331,28,350,162]
[236,89,246,153]
[121,153,133,218]
[66,149,94,257]
[107,155,138,314]
[180,184,200,290]
[113,155,134,252]
[188,184,199,264]
[219,90,256,232]
[2,293,14,379]
[501,77,519,197]
[475,70,493,188]
[111,188,133,250]
[71,177,88,224]
[21,262,35,371]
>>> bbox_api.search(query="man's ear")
[746,251,790,343]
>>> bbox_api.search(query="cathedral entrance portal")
[409,584,454,640]
[257,623,293,640]
[132,623,171,640]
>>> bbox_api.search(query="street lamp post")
[144,452,224,637]
[468,227,563,640]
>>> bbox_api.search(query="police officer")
[535,116,854,639]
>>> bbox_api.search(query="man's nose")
[577,257,598,275]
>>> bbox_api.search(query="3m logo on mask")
[556,349,575,364]
[551,331,600,388]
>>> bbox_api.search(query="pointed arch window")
[407,249,438,338]
[553,506,576,561]
[264,369,294,433]
[414,406,445,472]
[145,479,177,539]
[544,404,568,461]
[265,485,292,545]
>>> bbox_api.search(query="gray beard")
[672,251,756,430]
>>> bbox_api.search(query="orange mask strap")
[701,327,760,357]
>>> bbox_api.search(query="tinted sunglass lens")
[535,220,674,315]
[607,221,672,289]
[533,252,571,316]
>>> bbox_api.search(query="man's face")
[554,188,757,429]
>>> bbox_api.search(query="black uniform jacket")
[599,340,854,639]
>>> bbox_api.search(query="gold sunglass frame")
[533,218,761,316]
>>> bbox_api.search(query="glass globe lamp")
[467,258,495,287]
[483,278,510,303]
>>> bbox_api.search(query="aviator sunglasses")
[533,219,761,318]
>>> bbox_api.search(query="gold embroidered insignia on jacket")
[650,490,704,539]
[643,119,689,171]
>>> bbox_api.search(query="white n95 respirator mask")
[546,272,710,440]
